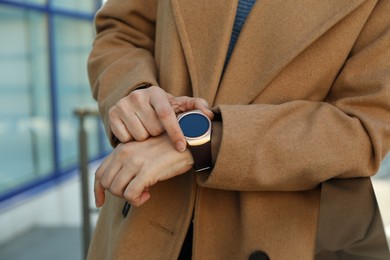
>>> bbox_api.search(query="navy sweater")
[224,0,257,68]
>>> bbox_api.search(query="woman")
[87,0,390,259]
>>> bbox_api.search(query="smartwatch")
[177,110,212,172]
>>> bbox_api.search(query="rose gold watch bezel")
[177,110,212,146]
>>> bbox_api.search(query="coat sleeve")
[88,0,159,145]
[198,1,390,192]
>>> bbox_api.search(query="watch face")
[178,112,210,138]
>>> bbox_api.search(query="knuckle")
[129,90,144,104]
[140,132,150,141]
[182,96,191,103]
[95,167,103,179]
[124,191,135,204]
[138,134,149,142]
[113,132,127,144]
[116,146,131,160]
[119,135,132,143]
[100,177,111,189]
[110,103,128,122]
[108,106,117,119]
[109,184,123,196]
[148,126,164,137]
[134,133,149,142]
[157,105,173,119]
[148,85,161,94]
[116,98,128,110]
[196,97,208,105]
[126,156,142,170]
[133,131,149,142]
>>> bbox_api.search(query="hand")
[94,134,194,207]
[108,86,213,151]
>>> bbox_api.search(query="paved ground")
[0,227,82,260]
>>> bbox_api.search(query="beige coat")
[87,0,390,259]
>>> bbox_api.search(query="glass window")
[0,7,53,193]
[0,1,106,201]
[51,0,96,13]
[53,16,100,170]
[7,0,47,4]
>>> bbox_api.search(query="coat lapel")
[170,0,238,105]
[216,0,368,105]
[171,0,367,105]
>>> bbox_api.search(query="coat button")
[249,251,270,260]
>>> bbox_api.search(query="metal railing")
[74,106,101,259]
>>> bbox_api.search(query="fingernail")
[176,141,186,152]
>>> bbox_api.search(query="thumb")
[94,181,106,208]
[171,96,214,119]
[193,99,214,120]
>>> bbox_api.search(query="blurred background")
[0,0,110,259]
[0,0,388,259]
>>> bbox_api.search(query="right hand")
[108,86,213,151]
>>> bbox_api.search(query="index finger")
[94,154,111,207]
[150,93,186,152]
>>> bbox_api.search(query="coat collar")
[171,0,367,105]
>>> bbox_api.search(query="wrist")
[178,110,212,172]
[211,121,222,165]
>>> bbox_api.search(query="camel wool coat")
[87,0,390,259]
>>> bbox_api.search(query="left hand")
[94,134,194,208]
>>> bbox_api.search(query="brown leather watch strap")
[189,140,212,172]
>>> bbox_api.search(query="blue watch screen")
[179,113,209,138]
